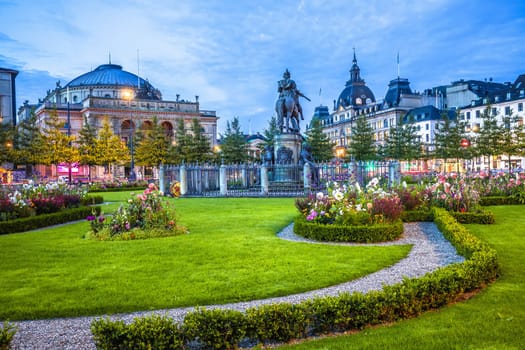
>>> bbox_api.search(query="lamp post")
[67,88,72,185]
[122,89,136,182]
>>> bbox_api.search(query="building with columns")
[18,62,219,180]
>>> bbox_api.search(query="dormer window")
[355,97,362,105]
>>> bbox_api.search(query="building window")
[383,119,388,128]
[519,103,523,112]
[492,107,497,116]
[426,134,429,142]
[466,111,471,120]
[505,106,511,116]
[476,110,481,118]
[425,123,429,130]
[356,97,362,105]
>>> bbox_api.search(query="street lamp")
[122,89,136,182]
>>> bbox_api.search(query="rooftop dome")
[65,63,161,100]
[335,51,375,110]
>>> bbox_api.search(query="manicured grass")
[0,197,411,321]
[279,205,525,349]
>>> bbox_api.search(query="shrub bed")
[91,208,499,349]
[0,321,17,350]
[293,215,404,243]
[0,206,101,235]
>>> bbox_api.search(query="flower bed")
[85,183,186,241]
[294,179,404,243]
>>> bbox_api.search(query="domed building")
[26,62,218,181]
[334,51,376,110]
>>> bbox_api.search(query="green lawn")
[279,205,525,349]
[0,197,411,321]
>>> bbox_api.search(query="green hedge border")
[0,206,101,235]
[400,209,434,222]
[449,209,495,224]
[88,186,146,193]
[480,196,524,206]
[91,207,499,349]
[293,216,404,243]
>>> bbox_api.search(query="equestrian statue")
[275,69,310,134]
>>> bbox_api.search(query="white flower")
[402,181,407,188]
[316,192,324,200]
[333,189,344,201]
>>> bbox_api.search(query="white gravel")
[9,222,464,350]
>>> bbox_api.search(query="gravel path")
[10,222,463,350]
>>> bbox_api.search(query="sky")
[1,0,525,135]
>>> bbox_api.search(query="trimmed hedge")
[480,196,524,206]
[80,195,104,206]
[0,206,101,235]
[89,187,146,193]
[293,216,404,243]
[91,208,499,349]
[449,209,495,224]
[400,209,434,222]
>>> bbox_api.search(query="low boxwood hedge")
[293,216,404,243]
[0,206,101,235]
[91,207,499,349]
[449,209,495,224]
[479,196,524,206]
[88,187,146,193]
[400,209,434,222]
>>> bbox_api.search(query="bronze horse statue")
[275,91,310,133]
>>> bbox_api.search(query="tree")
[96,117,129,176]
[348,115,376,161]
[168,118,212,164]
[499,112,521,171]
[262,115,280,147]
[433,111,469,173]
[77,116,98,180]
[475,105,502,172]
[0,123,14,165]
[383,120,422,161]
[305,118,334,162]
[12,111,46,177]
[40,109,79,168]
[220,117,249,164]
[135,116,170,168]
[187,118,212,163]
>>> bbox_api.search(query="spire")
[108,52,111,64]
[347,48,363,85]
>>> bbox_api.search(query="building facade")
[316,52,525,172]
[18,63,219,180]
[0,67,18,126]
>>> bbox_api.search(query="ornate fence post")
[303,162,312,192]
[220,164,227,196]
[261,164,269,195]
[158,164,165,194]
[180,164,187,196]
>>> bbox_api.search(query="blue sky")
[1,0,525,135]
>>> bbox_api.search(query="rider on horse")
[276,69,310,133]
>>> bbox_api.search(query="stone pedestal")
[274,133,302,165]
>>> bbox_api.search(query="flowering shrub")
[295,178,402,226]
[426,176,480,213]
[86,183,185,240]
[0,179,87,221]
[170,181,181,197]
